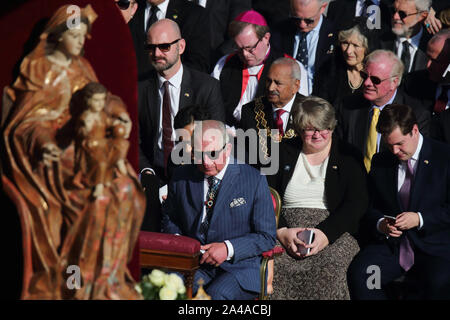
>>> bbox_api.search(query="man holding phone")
[347,104,450,299]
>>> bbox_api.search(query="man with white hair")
[380,0,432,74]
[338,49,430,172]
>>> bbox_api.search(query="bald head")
[148,18,182,40]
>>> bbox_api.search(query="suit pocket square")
[230,197,246,208]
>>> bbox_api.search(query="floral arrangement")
[136,269,187,300]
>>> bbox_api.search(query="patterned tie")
[364,107,380,172]
[162,81,174,175]
[401,40,411,74]
[199,176,221,240]
[146,5,159,33]
[274,109,286,136]
[296,32,308,68]
[433,85,449,114]
[398,159,415,271]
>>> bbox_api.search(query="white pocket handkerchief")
[230,197,246,208]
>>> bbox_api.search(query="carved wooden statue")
[1,4,145,300]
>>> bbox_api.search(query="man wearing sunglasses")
[271,0,337,94]
[128,0,211,80]
[138,19,225,231]
[162,120,276,300]
[380,0,431,74]
[115,0,138,23]
[212,10,308,128]
[337,49,430,171]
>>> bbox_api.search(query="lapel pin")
[184,93,190,97]
[172,14,178,19]
[284,165,290,171]
[424,160,429,164]
[328,33,333,37]
[332,165,338,170]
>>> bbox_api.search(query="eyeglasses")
[234,38,262,54]
[290,16,315,26]
[391,8,421,21]
[115,0,135,10]
[360,70,396,85]
[145,39,181,52]
[302,128,330,136]
[192,144,227,161]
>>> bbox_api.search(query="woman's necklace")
[347,69,363,93]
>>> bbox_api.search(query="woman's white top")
[283,152,329,209]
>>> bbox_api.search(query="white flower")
[164,273,186,294]
[159,285,178,300]
[149,269,166,287]
[135,284,142,294]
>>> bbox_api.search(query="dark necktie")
[274,109,286,136]
[296,32,308,68]
[162,81,174,175]
[146,5,159,33]
[433,85,449,114]
[398,159,415,271]
[199,176,221,241]
[401,40,411,74]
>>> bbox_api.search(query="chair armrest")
[139,231,200,255]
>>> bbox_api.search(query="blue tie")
[296,32,308,68]
[199,176,221,241]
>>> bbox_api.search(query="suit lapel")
[188,168,205,217]
[179,66,193,111]
[324,138,340,211]
[315,18,334,71]
[409,139,431,209]
[148,75,160,131]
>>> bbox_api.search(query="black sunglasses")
[290,16,315,26]
[144,39,181,52]
[360,70,396,85]
[390,8,421,21]
[116,0,133,10]
[192,144,227,161]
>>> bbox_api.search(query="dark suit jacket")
[271,15,337,91]
[162,160,277,293]
[337,88,431,155]
[238,94,305,169]
[431,108,450,144]
[267,136,369,244]
[129,0,211,80]
[366,137,450,261]
[380,28,431,73]
[138,65,225,174]
[403,69,439,113]
[251,0,291,29]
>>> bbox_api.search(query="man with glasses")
[138,19,225,231]
[212,10,309,128]
[162,120,276,300]
[380,0,432,74]
[337,49,430,171]
[114,0,138,23]
[129,0,211,80]
[271,0,337,94]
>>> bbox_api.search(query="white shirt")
[154,65,184,166]
[144,0,169,31]
[377,134,424,233]
[272,94,296,133]
[396,27,424,73]
[202,157,234,260]
[293,14,323,94]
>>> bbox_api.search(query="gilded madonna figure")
[2,5,145,299]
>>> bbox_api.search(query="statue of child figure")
[72,82,130,198]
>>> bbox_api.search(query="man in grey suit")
[162,120,276,299]
[138,19,225,231]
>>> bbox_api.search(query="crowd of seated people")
[114,0,450,300]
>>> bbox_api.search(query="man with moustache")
[212,10,309,128]
[162,120,276,299]
[138,19,224,231]
[380,0,432,74]
[239,57,305,169]
[337,49,430,172]
[347,104,450,299]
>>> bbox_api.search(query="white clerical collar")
[272,94,296,113]
[158,64,183,89]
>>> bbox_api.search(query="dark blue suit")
[162,159,277,299]
[348,137,450,299]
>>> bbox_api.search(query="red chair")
[136,186,284,300]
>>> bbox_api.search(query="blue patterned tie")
[199,176,221,240]
[398,159,415,271]
[296,32,308,68]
